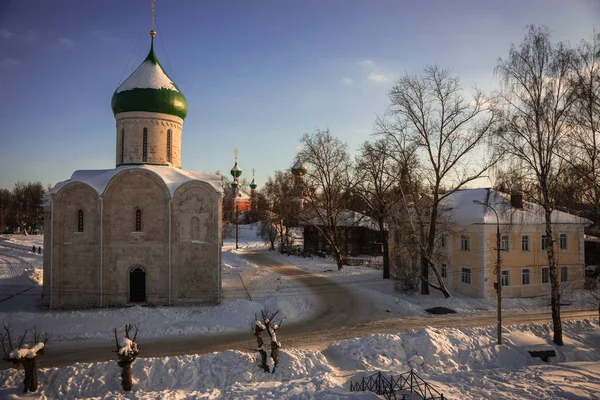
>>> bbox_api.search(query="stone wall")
[115,111,183,168]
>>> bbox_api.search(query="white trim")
[460,266,472,285]
[560,265,570,282]
[559,233,568,251]
[541,266,550,284]
[501,269,511,287]
[521,234,531,252]
[521,267,531,286]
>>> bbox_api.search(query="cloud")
[0,29,14,39]
[367,72,388,83]
[52,37,75,49]
[359,59,389,83]
[91,30,120,45]
[342,77,354,85]
[0,57,21,67]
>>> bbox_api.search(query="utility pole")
[474,199,502,345]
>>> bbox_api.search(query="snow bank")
[1,320,599,399]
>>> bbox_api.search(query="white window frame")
[560,266,569,282]
[521,234,531,252]
[500,234,511,252]
[521,268,531,285]
[541,234,551,251]
[460,234,470,252]
[440,234,447,248]
[461,267,472,285]
[441,263,447,278]
[501,270,510,287]
[541,266,550,284]
[559,233,568,251]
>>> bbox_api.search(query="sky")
[0,0,598,190]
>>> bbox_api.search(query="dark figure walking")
[37,246,41,254]
[31,245,36,253]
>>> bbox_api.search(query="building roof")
[49,165,222,199]
[439,188,592,226]
[111,35,188,120]
[304,210,384,230]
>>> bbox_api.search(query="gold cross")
[297,145,301,154]
[234,148,239,160]
[151,0,155,31]
[252,168,256,177]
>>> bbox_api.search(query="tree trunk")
[270,341,280,373]
[334,247,344,270]
[119,360,134,391]
[255,330,269,372]
[380,219,390,279]
[22,357,38,393]
[545,209,563,346]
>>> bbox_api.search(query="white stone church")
[42,30,223,309]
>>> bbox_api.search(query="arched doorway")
[130,268,146,303]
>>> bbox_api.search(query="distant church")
[42,29,223,309]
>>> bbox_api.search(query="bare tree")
[262,170,298,253]
[299,129,354,270]
[494,25,577,345]
[257,217,278,251]
[379,65,496,296]
[1,325,49,393]
[113,324,139,391]
[252,309,283,373]
[355,138,399,279]
[563,32,600,230]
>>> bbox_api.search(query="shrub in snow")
[252,309,284,373]
[0,325,49,393]
[113,324,139,392]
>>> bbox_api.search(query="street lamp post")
[473,199,502,345]
[231,149,243,250]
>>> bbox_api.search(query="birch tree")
[494,25,577,345]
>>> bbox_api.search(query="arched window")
[120,128,125,164]
[135,209,142,232]
[191,217,199,240]
[167,129,172,163]
[77,209,84,232]
[142,128,148,162]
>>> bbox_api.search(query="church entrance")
[130,268,146,303]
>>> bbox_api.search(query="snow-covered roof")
[438,188,592,226]
[304,210,383,230]
[116,60,179,93]
[50,165,222,199]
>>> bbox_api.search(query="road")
[3,250,596,370]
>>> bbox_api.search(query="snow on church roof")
[115,60,179,93]
[50,165,222,198]
[438,188,592,226]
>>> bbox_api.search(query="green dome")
[111,37,188,120]
[250,178,257,190]
[231,161,242,178]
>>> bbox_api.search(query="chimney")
[511,192,523,209]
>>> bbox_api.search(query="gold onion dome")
[292,159,308,176]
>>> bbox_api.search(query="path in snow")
[10,246,596,370]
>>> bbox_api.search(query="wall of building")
[49,182,101,308]
[102,169,170,306]
[172,181,222,303]
[115,111,183,168]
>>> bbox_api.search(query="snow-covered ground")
[1,320,599,399]
[0,226,595,342]
[0,227,315,342]
[1,227,599,398]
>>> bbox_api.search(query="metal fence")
[350,370,447,400]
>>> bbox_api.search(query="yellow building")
[412,188,590,298]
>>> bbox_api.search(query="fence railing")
[349,370,447,400]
